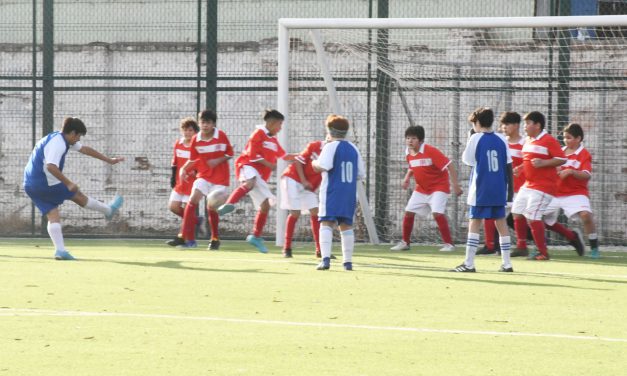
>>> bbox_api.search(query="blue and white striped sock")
[464,232,480,268]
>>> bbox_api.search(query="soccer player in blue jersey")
[312,115,365,271]
[451,107,514,272]
[23,117,125,260]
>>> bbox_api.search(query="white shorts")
[192,178,228,197]
[511,186,554,221]
[405,191,449,218]
[240,165,275,208]
[169,190,190,204]
[279,176,318,212]
[543,195,592,226]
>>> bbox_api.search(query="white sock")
[340,229,354,263]
[47,222,65,251]
[85,197,111,216]
[500,236,512,268]
[464,232,480,268]
[319,226,333,259]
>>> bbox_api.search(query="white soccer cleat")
[390,241,410,251]
[439,243,456,252]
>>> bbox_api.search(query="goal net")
[277,16,627,247]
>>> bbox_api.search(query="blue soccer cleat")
[316,257,331,270]
[176,240,197,249]
[54,250,76,261]
[246,234,268,253]
[216,203,235,216]
[343,262,353,271]
[105,194,124,220]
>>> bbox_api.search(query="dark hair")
[499,111,521,125]
[62,117,87,135]
[180,117,199,132]
[405,125,425,141]
[468,107,494,128]
[564,123,584,141]
[198,109,217,123]
[523,111,546,130]
[263,109,285,121]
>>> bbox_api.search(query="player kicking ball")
[23,117,124,260]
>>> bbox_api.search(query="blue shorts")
[469,206,506,220]
[318,215,354,226]
[24,183,76,215]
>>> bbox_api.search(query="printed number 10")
[341,161,354,183]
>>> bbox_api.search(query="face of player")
[524,119,541,138]
[266,119,283,136]
[500,122,518,137]
[181,126,197,142]
[563,132,581,149]
[199,120,215,136]
[405,135,421,151]
[64,131,82,145]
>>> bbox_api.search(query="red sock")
[310,214,321,252]
[546,223,575,241]
[208,209,220,240]
[181,203,197,241]
[402,213,415,244]
[434,214,453,245]
[529,220,548,255]
[514,216,528,248]
[226,185,251,205]
[484,219,496,250]
[284,214,298,249]
[253,211,268,237]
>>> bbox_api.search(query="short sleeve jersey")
[24,131,82,187]
[406,143,451,194]
[462,131,512,206]
[282,140,323,190]
[521,131,566,195]
[508,138,525,192]
[189,128,234,186]
[235,125,286,182]
[318,140,365,219]
[556,145,592,197]
[171,138,196,195]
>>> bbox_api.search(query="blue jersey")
[462,131,512,206]
[317,140,365,219]
[24,131,78,188]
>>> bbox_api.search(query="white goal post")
[276,15,627,247]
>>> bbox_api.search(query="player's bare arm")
[78,146,125,165]
[45,163,78,192]
[207,155,231,168]
[294,161,313,190]
[447,164,463,196]
[531,157,566,168]
[401,169,412,190]
[558,168,591,180]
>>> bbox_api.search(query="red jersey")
[508,138,525,192]
[235,125,286,182]
[282,140,323,190]
[556,145,591,197]
[406,143,451,194]
[521,130,566,195]
[171,138,196,195]
[189,128,234,186]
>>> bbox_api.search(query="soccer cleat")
[208,239,220,251]
[450,264,476,272]
[246,234,268,253]
[475,246,497,255]
[439,243,456,252]
[316,257,331,270]
[283,248,293,258]
[527,251,550,261]
[216,203,235,216]
[166,236,185,247]
[343,262,353,271]
[176,240,197,249]
[390,241,410,251]
[499,265,514,272]
[510,247,529,257]
[570,228,585,256]
[54,250,76,261]
[105,194,124,220]
[587,248,601,259]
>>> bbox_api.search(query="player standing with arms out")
[511,111,566,260]
[389,125,463,253]
[312,115,365,271]
[451,107,514,272]
[217,109,295,253]
[23,117,124,260]
[176,110,233,250]
[166,117,200,247]
[279,138,324,258]
[543,123,598,258]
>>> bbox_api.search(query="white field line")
[1,308,626,343]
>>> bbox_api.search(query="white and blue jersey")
[317,140,365,225]
[23,131,82,214]
[463,131,512,208]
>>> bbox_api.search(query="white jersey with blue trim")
[318,140,365,218]
[462,131,511,206]
[23,131,82,188]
